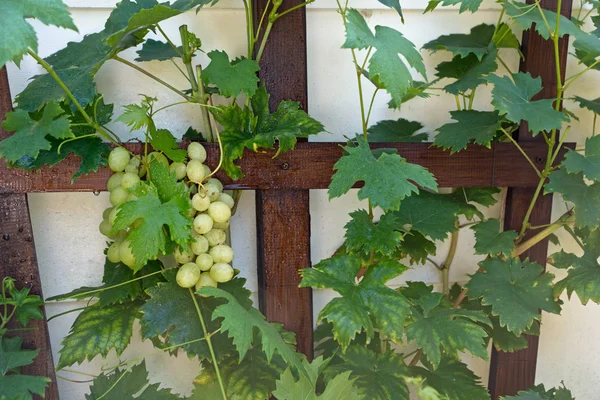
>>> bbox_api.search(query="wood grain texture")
[488,0,573,397]
[0,68,59,399]
[0,142,571,194]
[253,0,314,357]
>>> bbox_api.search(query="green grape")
[204,229,226,247]
[191,235,209,255]
[109,186,129,206]
[169,162,187,180]
[107,172,124,191]
[119,241,136,269]
[202,164,211,177]
[203,181,221,202]
[208,201,231,223]
[174,246,195,264]
[127,193,139,202]
[176,262,201,288]
[102,207,113,221]
[99,220,113,237]
[195,272,218,292]
[193,213,213,234]
[108,207,119,226]
[191,192,211,212]
[209,245,234,264]
[218,193,235,209]
[108,147,131,172]
[207,178,223,193]
[186,160,206,183]
[107,242,121,263]
[210,263,234,283]
[212,220,230,230]
[187,142,207,162]
[121,172,140,190]
[195,253,214,271]
[125,157,141,174]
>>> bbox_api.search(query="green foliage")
[57,301,141,370]
[150,128,188,163]
[136,39,185,61]
[471,218,517,256]
[545,169,600,229]
[425,0,484,13]
[343,9,426,104]
[0,278,45,329]
[562,135,600,181]
[435,110,502,153]
[344,210,404,256]
[573,96,600,115]
[488,73,567,134]
[0,0,77,67]
[366,119,428,142]
[501,384,575,400]
[466,257,560,335]
[299,254,410,351]
[502,0,582,40]
[329,136,438,211]
[436,44,498,95]
[423,24,496,59]
[211,86,323,179]
[202,51,260,98]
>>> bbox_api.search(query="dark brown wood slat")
[0,142,572,194]
[252,0,313,357]
[0,68,59,399]
[488,0,573,397]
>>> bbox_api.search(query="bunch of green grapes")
[99,142,236,290]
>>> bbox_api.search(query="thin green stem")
[535,0,554,37]
[513,211,574,256]
[47,306,87,322]
[275,0,315,20]
[157,25,184,58]
[502,128,543,178]
[441,223,459,295]
[497,55,513,75]
[468,88,476,110]
[96,368,130,399]
[365,88,379,128]
[563,59,600,93]
[550,125,571,165]
[204,116,225,179]
[57,134,97,154]
[188,289,227,400]
[152,101,193,116]
[196,65,214,142]
[170,59,193,82]
[255,21,274,64]
[594,113,598,136]
[493,8,506,36]
[454,95,461,110]
[254,0,272,54]
[427,257,442,270]
[517,177,546,240]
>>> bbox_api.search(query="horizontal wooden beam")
[0,142,571,193]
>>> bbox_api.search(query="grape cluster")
[99,142,236,290]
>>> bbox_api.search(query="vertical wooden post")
[252,0,314,357]
[0,68,59,398]
[488,0,572,397]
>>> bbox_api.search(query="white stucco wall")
[5,1,600,398]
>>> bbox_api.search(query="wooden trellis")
[0,0,572,398]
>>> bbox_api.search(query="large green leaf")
[106,4,181,47]
[0,337,39,374]
[573,96,600,115]
[0,102,73,162]
[410,356,489,400]
[343,9,426,104]
[344,210,404,256]
[202,51,260,98]
[451,187,502,220]
[150,128,187,163]
[329,136,438,211]
[367,119,428,142]
[210,86,323,180]
[502,0,583,40]
[396,232,437,264]
[425,0,484,13]
[2,279,45,327]
[423,24,495,59]
[501,384,575,400]
[471,218,517,257]
[436,44,498,95]
[135,39,184,61]
[406,292,490,368]
[562,135,600,182]
[299,254,410,351]
[488,73,567,134]
[325,346,410,400]
[0,0,77,67]
[57,301,141,370]
[466,257,560,335]
[550,228,600,305]
[0,375,51,400]
[435,110,501,153]
[545,168,600,229]
[392,191,460,240]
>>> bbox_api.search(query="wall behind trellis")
[6,0,600,398]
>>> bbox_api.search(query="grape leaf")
[434,110,501,153]
[436,44,498,95]
[112,163,192,269]
[202,51,260,98]
[367,119,428,142]
[150,128,187,163]
[450,187,501,220]
[545,169,600,228]
[314,322,384,360]
[423,24,495,60]
[135,39,185,61]
[2,279,45,327]
[197,286,304,370]
[501,384,575,400]
[488,73,567,134]
[425,0,484,13]
[406,292,490,368]
[562,135,600,182]
[329,136,438,211]
[211,86,323,179]
[410,356,489,400]
[0,375,51,400]
[299,254,410,350]
[392,191,460,240]
[377,0,404,20]
[344,210,404,256]
[0,337,39,374]
[471,219,517,257]
[106,4,181,47]
[343,9,426,104]
[550,228,600,305]
[397,232,437,264]
[57,301,141,370]
[86,360,179,400]
[574,95,600,115]
[0,0,77,68]
[387,80,433,109]
[493,22,522,51]
[502,0,583,40]
[117,101,153,131]
[466,257,560,335]
[0,101,73,162]
[325,345,410,400]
